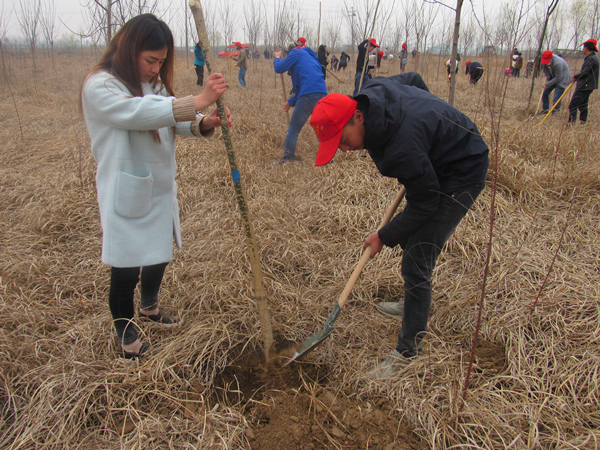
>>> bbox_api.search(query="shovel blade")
[282,303,341,367]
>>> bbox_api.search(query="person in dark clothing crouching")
[465,60,484,84]
[309,73,489,378]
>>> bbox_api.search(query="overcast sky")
[1,0,364,40]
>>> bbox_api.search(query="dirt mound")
[214,349,425,449]
[249,390,422,449]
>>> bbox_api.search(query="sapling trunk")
[188,0,275,361]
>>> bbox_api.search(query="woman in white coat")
[81,14,227,358]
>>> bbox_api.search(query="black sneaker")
[139,310,181,328]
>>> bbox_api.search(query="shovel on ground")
[283,186,407,366]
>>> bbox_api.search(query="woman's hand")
[362,231,384,259]
[194,72,226,111]
[200,107,233,132]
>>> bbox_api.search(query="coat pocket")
[115,171,154,218]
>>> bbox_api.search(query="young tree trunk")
[527,0,560,112]
[448,0,463,106]
[189,0,275,362]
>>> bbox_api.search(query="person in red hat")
[465,60,484,84]
[540,50,572,114]
[400,43,408,73]
[568,39,599,124]
[272,39,327,165]
[354,37,379,96]
[296,37,307,48]
[309,72,489,378]
[232,42,247,87]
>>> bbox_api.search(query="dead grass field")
[1,48,599,449]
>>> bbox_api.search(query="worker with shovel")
[309,73,489,378]
[354,38,379,96]
[540,50,572,115]
[272,43,327,165]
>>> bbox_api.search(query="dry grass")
[1,48,599,449]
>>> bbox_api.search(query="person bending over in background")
[309,73,489,378]
[540,51,571,114]
[330,54,339,70]
[338,51,350,71]
[81,14,228,359]
[569,39,599,124]
[465,61,484,84]
[272,44,327,165]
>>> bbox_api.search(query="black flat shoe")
[139,309,181,328]
[120,342,151,359]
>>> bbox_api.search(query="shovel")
[538,81,574,125]
[283,186,407,366]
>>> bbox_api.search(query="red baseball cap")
[465,60,470,66]
[583,38,599,52]
[369,38,379,47]
[310,94,358,166]
[297,37,306,45]
[378,50,384,56]
[541,50,553,64]
[234,42,242,47]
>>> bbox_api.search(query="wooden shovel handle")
[538,81,574,125]
[337,186,407,309]
[280,73,290,124]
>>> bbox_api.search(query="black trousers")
[109,262,168,344]
[195,65,204,86]
[568,89,593,123]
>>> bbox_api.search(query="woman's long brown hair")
[81,14,175,142]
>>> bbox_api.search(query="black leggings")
[109,262,168,344]
[195,65,204,85]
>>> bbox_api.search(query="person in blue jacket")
[272,45,327,165]
[309,73,489,378]
[194,41,205,86]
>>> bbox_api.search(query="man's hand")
[273,51,282,59]
[283,101,290,112]
[363,231,384,259]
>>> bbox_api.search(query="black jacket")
[356,39,370,72]
[466,61,482,76]
[356,73,489,248]
[573,52,599,91]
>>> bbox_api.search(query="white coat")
[82,70,205,267]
